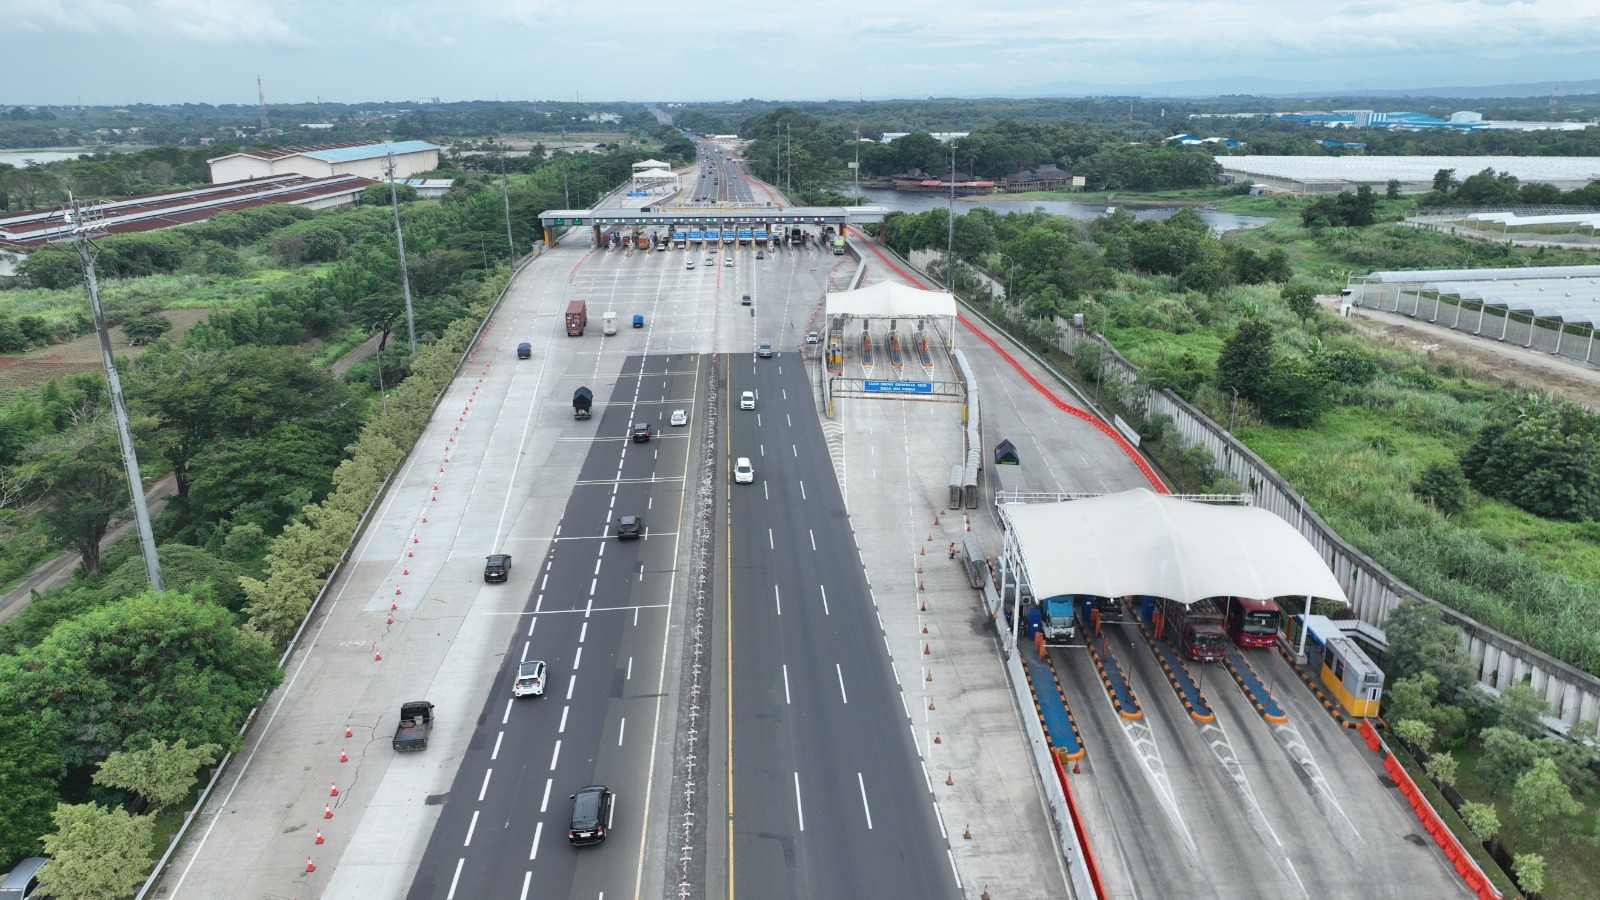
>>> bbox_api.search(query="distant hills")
[996,78,1600,103]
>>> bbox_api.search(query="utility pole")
[946,139,956,290]
[66,200,163,590]
[498,138,515,265]
[384,149,418,355]
[560,128,572,208]
[853,124,861,202]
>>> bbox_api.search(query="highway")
[406,352,700,899]
[724,349,962,899]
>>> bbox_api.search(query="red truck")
[565,300,587,336]
[1158,597,1228,662]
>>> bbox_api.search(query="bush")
[121,312,172,346]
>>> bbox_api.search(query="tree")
[1254,359,1329,427]
[1512,853,1545,895]
[0,710,62,866]
[1460,800,1500,845]
[0,590,280,769]
[1460,403,1600,522]
[16,414,130,576]
[1393,718,1435,752]
[1510,757,1580,841]
[1423,750,1458,787]
[1215,318,1275,405]
[92,738,222,812]
[1478,726,1540,798]
[1381,598,1476,700]
[1412,461,1470,517]
[1432,168,1459,193]
[1281,283,1320,325]
[1386,179,1403,200]
[37,803,154,900]
[1496,682,1550,738]
[120,311,172,346]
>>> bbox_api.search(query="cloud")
[11,0,309,44]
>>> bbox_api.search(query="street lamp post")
[998,252,1016,308]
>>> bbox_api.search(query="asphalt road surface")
[724,350,962,900]
[406,352,702,899]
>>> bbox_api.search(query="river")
[0,147,130,167]
[854,187,1274,235]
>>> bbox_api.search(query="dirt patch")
[1324,298,1600,409]
[0,307,213,390]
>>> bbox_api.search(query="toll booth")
[1298,615,1384,717]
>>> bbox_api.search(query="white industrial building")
[207,140,440,184]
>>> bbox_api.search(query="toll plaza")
[536,205,888,251]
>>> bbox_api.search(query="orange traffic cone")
[315,829,324,845]
[324,804,333,819]
[374,649,382,662]
[307,856,316,872]
[339,748,348,763]
[330,781,338,797]
[345,726,352,738]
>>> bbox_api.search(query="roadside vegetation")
[0,141,678,888]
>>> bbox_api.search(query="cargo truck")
[603,311,617,335]
[1158,597,1228,662]
[565,300,587,336]
[1039,594,1077,643]
[831,236,846,255]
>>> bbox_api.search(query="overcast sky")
[9,0,1600,105]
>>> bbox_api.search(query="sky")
[7,0,1600,105]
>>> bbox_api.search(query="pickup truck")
[392,701,434,752]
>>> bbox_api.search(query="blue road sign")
[864,381,933,394]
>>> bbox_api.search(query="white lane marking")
[760,443,765,457]
[619,717,627,746]
[540,778,552,813]
[566,674,576,699]
[501,698,513,725]
[522,640,530,661]
[447,859,465,898]
[478,769,493,802]
[589,578,597,596]
[800,481,806,500]
[809,529,816,550]
[559,706,569,733]
[836,664,849,704]
[763,481,769,500]
[783,664,792,704]
[594,558,602,576]
[573,647,584,670]
[794,772,805,832]
[527,614,537,637]
[792,444,797,457]
[492,731,504,761]
[627,656,633,680]
[464,810,480,846]
[540,574,548,591]
[520,872,532,900]
[549,740,561,770]
[787,413,792,426]
[579,621,588,643]
[768,529,774,549]
[528,821,543,860]
[857,773,873,829]
[774,585,781,616]
[820,585,829,615]
[585,596,593,618]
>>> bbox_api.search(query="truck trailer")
[565,300,588,336]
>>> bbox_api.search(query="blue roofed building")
[207,140,440,184]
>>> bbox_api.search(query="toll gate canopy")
[1000,489,1348,606]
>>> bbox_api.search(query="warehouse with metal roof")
[208,140,439,183]
[1221,156,1600,195]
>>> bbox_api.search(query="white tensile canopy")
[1000,489,1348,606]
[824,281,957,319]
[634,168,676,182]
[631,159,671,171]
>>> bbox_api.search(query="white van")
[739,391,755,410]
[734,457,754,484]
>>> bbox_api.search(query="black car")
[568,784,614,845]
[616,515,643,539]
[631,422,652,443]
[483,554,512,583]
[516,342,532,359]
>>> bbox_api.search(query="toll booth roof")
[999,488,1348,606]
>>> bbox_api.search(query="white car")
[740,390,755,410]
[513,660,546,698]
[734,457,754,484]
[686,260,695,269]
[723,257,733,267]
[806,331,820,344]
[670,408,688,426]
